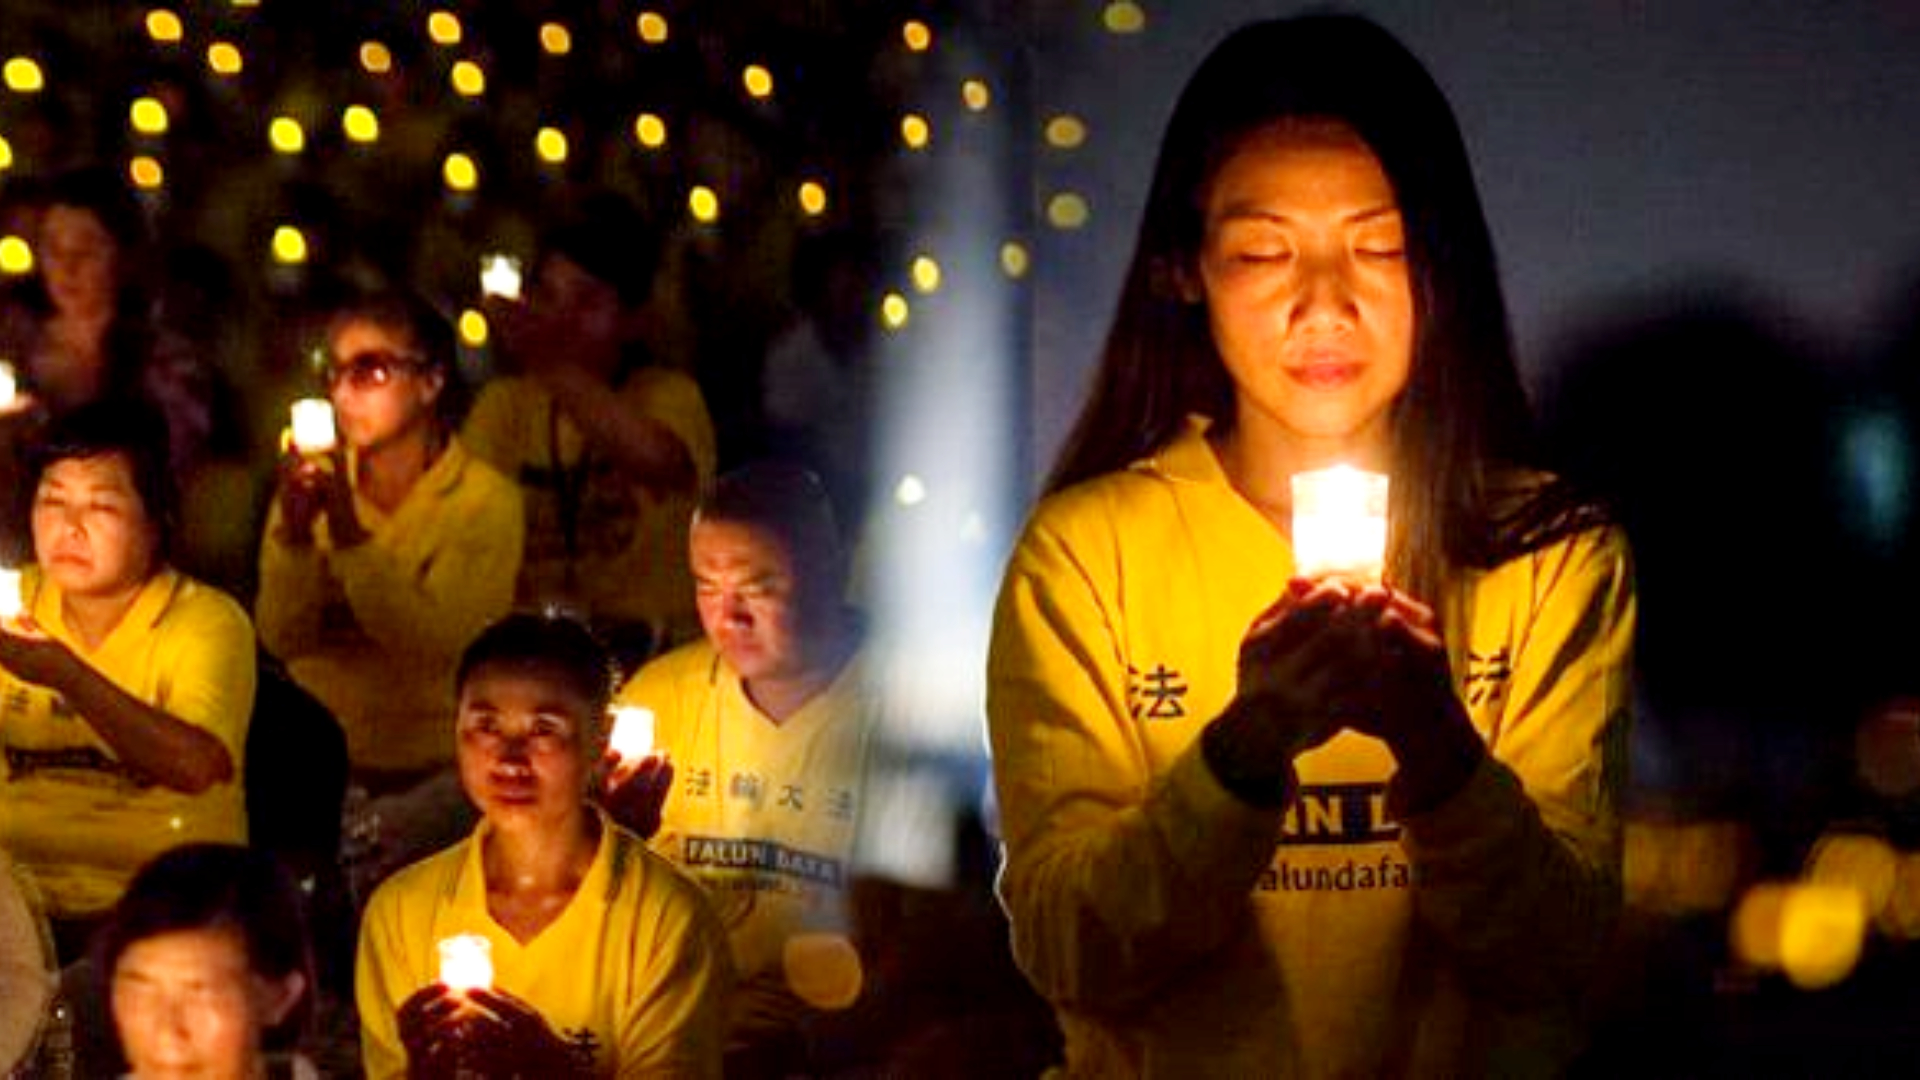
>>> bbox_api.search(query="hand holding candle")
[437,933,493,993]
[1290,466,1389,584]
[289,398,337,455]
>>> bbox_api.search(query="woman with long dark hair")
[987,15,1634,1075]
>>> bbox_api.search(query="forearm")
[999,744,1283,1013]
[60,664,233,792]
[542,367,696,494]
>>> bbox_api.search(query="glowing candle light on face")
[436,934,492,992]
[1290,465,1389,583]
[609,706,655,761]
[0,566,20,621]
[289,399,336,455]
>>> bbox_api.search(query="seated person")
[98,843,317,1080]
[464,192,717,664]
[0,399,255,959]
[255,290,522,878]
[356,614,731,1079]
[607,464,878,1070]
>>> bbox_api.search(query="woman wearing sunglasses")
[255,290,524,890]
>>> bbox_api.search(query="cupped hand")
[0,617,81,691]
[396,983,466,1080]
[601,751,674,839]
[458,986,580,1074]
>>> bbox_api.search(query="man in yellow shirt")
[609,464,876,1072]
[465,192,717,664]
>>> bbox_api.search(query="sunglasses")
[324,349,428,391]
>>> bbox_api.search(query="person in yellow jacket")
[256,290,522,885]
[465,192,717,666]
[0,400,255,959]
[987,15,1635,1078]
[357,613,731,1079]
[607,463,877,1073]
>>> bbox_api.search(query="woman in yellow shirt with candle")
[986,14,1635,1077]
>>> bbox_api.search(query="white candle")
[609,706,655,761]
[1290,466,1390,583]
[289,398,337,454]
[0,362,16,409]
[480,253,523,301]
[0,567,19,621]
[437,934,493,992]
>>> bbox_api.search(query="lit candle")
[289,398,336,454]
[0,361,15,408]
[479,254,522,301]
[609,705,655,761]
[0,566,20,621]
[1290,465,1389,583]
[436,934,493,992]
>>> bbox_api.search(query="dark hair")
[1048,14,1600,601]
[538,191,664,308]
[95,844,315,1051]
[456,613,619,730]
[34,167,155,390]
[697,461,847,601]
[30,397,178,562]
[326,288,467,424]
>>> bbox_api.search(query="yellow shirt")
[462,370,716,645]
[256,436,523,773]
[987,417,1635,1078]
[617,641,877,1041]
[0,567,255,918]
[356,811,731,1079]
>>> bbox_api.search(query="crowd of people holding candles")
[12,1,1920,1076]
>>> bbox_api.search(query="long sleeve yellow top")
[986,418,1635,1077]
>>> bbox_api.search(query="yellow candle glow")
[436,934,492,992]
[1290,465,1389,582]
[609,706,655,761]
[0,567,20,621]
[289,399,336,454]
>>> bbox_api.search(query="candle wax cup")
[289,399,337,454]
[0,568,19,621]
[610,706,655,761]
[1290,466,1390,583]
[0,362,16,408]
[437,934,493,992]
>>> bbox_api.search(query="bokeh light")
[130,97,170,136]
[1805,831,1898,925]
[634,113,668,149]
[688,185,720,224]
[894,474,928,506]
[1856,698,1920,797]
[0,236,32,276]
[539,23,572,56]
[797,180,828,217]
[961,79,991,112]
[128,155,164,190]
[427,11,462,47]
[1047,192,1091,229]
[535,127,568,164]
[881,291,910,331]
[271,225,308,265]
[4,58,47,94]
[999,241,1030,279]
[451,60,486,98]
[268,117,305,155]
[742,64,774,100]
[1779,884,1868,990]
[1045,114,1088,149]
[359,41,392,75]
[783,933,864,1009]
[900,114,931,150]
[442,152,478,192]
[910,255,942,294]
[459,309,488,347]
[903,21,933,53]
[1103,1,1148,34]
[342,105,379,144]
[1732,882,1790,969]
[146,10,184,44]
[207,42,242,76]
[0,136,11,172]
[636,12,669,45]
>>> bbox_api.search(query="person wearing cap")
[464,191,717,668]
